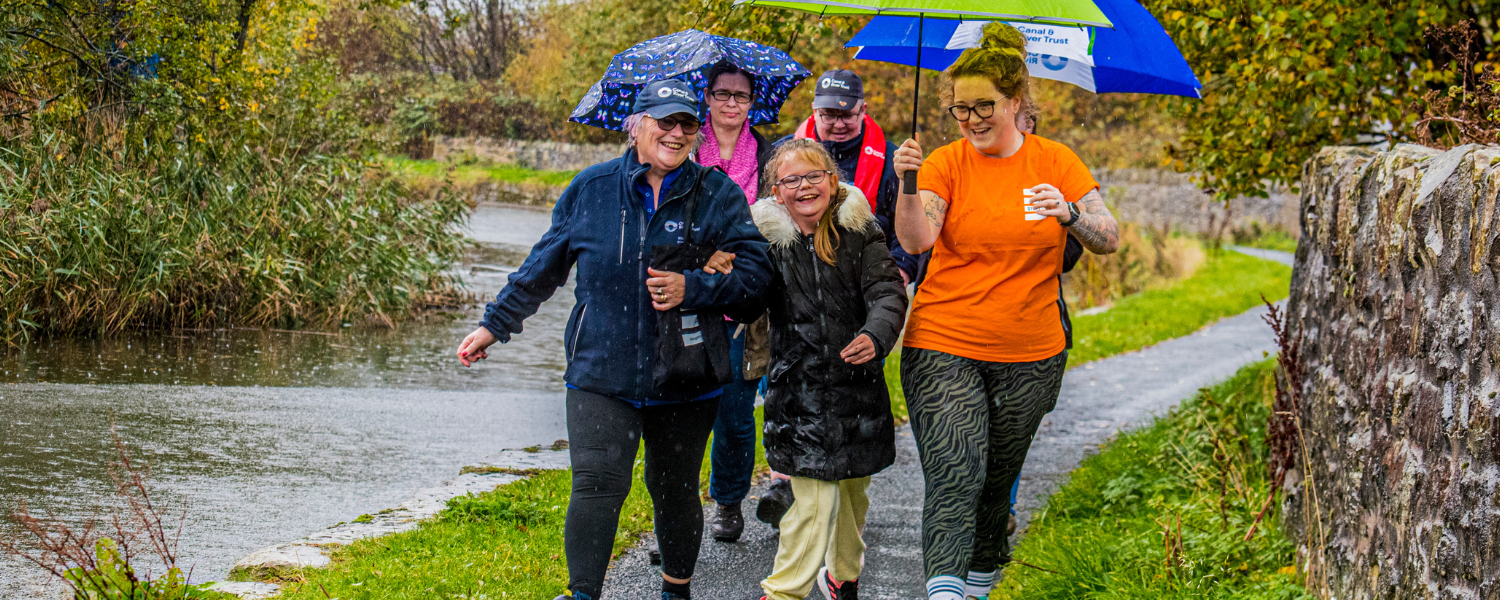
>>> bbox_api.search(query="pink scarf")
[700,120,760,204]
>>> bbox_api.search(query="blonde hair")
[943,23,1032,113]
[763,139,847,266]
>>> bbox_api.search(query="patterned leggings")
[901,347,1068,580]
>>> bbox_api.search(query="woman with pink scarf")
[695,59,775,544]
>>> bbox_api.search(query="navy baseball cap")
[812,69,864,110]
[633,80,702,121]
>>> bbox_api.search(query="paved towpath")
[604,247,1292,599]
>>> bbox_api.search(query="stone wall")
[430,136,1301,233]
[1096,168,1300,236]
[1283,144,1500,599]
[432,136,626,172]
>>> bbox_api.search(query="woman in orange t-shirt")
[888,23,1120,600]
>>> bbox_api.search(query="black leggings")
[902,347,1068,580]
[564,388,719,599]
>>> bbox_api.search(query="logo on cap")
[657,87,673,97]
[821,77,851,91]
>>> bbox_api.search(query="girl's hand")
[457,327,498,367]
[703,251,736,274]
[1029,183,1070,220]
[840,334,877,365]
[646,268,686,311]
[893,138,924,179]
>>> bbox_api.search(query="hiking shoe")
[713,502,744,542]
[1007,513,1017,536]
[647,539,661,565]
[817,566,858,600]
[756,478,794,528]
[661,593,688,600]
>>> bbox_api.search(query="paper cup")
[1023,188,1045,221]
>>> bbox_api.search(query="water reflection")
[0,204,572,596]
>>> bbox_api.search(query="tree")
[1147,0,1499,200]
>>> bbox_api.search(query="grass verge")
[384,156,579,189]
[1066,248,1292,367]
[265,249,1291,597]
[991,360,1310,600]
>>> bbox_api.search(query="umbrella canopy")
[733,0,1112,27]
[847,0,1201,97]
[570,29,811,131]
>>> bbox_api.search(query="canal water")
[0,204,572,597]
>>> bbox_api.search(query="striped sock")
[965,570,997,598]
[926,575,966,600]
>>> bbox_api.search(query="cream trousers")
[760,476,872,600]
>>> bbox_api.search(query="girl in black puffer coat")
[750,139,908,600]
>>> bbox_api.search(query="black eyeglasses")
[709,89,754,105]
[814,110,861,125]
[774,170,830,189]
[653,115,702,135]
[947,100,1000,122]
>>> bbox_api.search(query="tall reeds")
[0,130,468,345]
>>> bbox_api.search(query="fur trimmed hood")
[751,183,878,248]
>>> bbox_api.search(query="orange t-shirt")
[905,134,1100,363]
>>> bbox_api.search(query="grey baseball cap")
[633,79,702,121]
[812,69,864,110]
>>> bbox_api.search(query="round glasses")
[653,115,702,135]
[709,89,754,105]
[947,100,1000,122]
[774,170,830,189]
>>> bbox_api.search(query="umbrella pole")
[902,14,923,195]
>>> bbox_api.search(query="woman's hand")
[703,251,736,274]
[1029,183,1071,221]
[646,268,686,311]
[893,138,924,179]
[457,327,499,367]
[840,333,877,365]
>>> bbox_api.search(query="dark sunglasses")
[654,115,702,135]
[947,100,999,122]
[709,89,754,105]
[774,169,830,189]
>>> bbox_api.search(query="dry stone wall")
[432,136,626,172]
[1283,144,1500,599]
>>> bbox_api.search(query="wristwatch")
[1060,202,1081,227]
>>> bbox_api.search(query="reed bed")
[0,134,469,345]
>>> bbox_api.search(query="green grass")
[268,469,653,599]
[384,156,579,189]
[1237,229,1300,254]
[267,248,1292,597]
[991,360,1311,600]
[1066,248,1292,367]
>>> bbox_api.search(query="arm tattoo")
[1068,189,1119,254]
[924,194,949,233]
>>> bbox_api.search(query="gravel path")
[602,247,1292,600]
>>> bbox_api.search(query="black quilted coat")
[748,184,908,481]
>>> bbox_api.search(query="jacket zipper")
[569,304,588,361]
[619,206,627,264]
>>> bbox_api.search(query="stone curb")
[214,442,571,598]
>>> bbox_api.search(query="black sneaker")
[661,592,689,600]
[713,502,744,542]
[755,478,794,528]
[647,539,661,565]
[817,566,858,600]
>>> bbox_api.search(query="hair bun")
[979,22,1027,59]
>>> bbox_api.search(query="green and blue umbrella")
[734,0,1113,191]
[848,0,1201,97]
[570,29,811,131]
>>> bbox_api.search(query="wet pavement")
[0,204,572,597]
